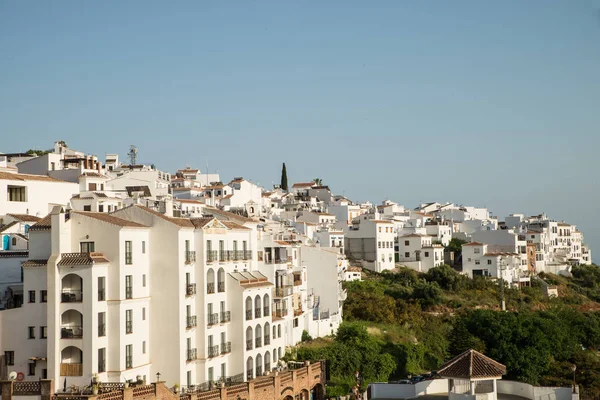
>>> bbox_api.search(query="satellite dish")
[9,371,17,381]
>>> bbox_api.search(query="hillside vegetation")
[290,264,600,398]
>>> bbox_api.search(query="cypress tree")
[281,163,288,192]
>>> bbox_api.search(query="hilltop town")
[0,141,596,400]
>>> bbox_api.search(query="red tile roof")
[74,211,148,228]
[28,215,52,231]
[0,171,65,182]
[438,349,506,379]
[6,214,42,223]
[22,259,48,268]
[57,252,110,266]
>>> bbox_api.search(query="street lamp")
[571,364,577,393]
[156,372,161,383]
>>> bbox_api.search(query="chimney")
[164,199,173,217]
[50,206,71,256]
[97,161,102,173]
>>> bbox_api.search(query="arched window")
[246,356,253,380]
[277,325,281,338]
[263,293,270,316]
[256,353,263,376]
[254,295,261,318]
[207,269,215,294]
[255,324,262,348]
[245,297,253,320]
[265,351,271,372]
[217,268,225,292]
[264,322,270,344]
[11,237,17,246]
[246,326,253,350]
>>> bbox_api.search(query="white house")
[0,171,78,218]
[344,219,395,272]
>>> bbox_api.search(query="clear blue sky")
[1,1,599,261]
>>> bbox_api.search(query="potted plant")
[173,383,180,393]
[92,384,99,395]
[92,373,99,384]
[124,381,129,389]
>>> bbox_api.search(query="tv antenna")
[128,145,138,166]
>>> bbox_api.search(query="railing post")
[41,379,54,400]
[1,381,14,400]
[124,386,134,400]
[247,381,255,400]
[219,382,227,400]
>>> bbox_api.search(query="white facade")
[0,171,78,218]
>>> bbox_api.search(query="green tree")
[447,238,468,254]
[281,163,288,191]
[314,178,323,185]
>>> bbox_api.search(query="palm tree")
[314,178,323,186]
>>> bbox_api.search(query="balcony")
[246,309,252,321]
[207,250,218,263]
[61,290,83,303]
[220,311,231,323]
[187,348,197,361]
[208,345,220,358]
[294,309,303,317]
[221,342,231,354]
[185,251,196,264]
[61,326,83,339]
[218,281,225,293]
[207,282,215,294]
[246,339,253,351]
[274,309,288,319]
[187,315,197,328]
[255,337,262,348]
[264,335,270,345]
[274,286,293,298]
[219,252,227,262]
[243,250,252,260]
[263,306,270,316]
[233,250,244,261]
[60,363,82,377]
[255,308,261,318]
[186,283,197,296]
[208,313,219,326]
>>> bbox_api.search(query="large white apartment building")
[0,203,345,389]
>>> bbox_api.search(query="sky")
[1,1,599,261]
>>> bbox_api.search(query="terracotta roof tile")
[6,214,42,223]
[203,207,253,223]
[0,221,19,233]
[22,259,48,268]
[134,205,194,228]
[189,217,214,229]
[222,221,251,231]
[438,349,506,379]
[292,182,315,188]
[74,211,148,228]
[28,215,52,231]
[78,172,109,179]
[0,171,64,182]
[58,252,110,266]
[371,220,393,224]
